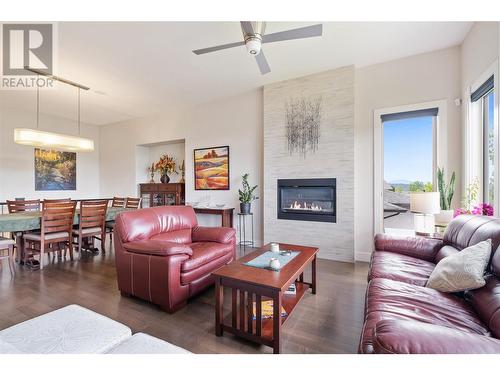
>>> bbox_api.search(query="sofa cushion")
[427,239,491,292]
[0,305,131,354]
[372,320,500,354]
[151,229,192,244]
[465,275,500,339]
[115,206,197,242]
[192,226,236,244]
[434,245,460,263]
[374,233,442,262]
[106,333,191,354]
[359,278,490,353]
[181,251,233,285]
[181,242,233,272]
[368,251,435,286]
[444,215,500,260]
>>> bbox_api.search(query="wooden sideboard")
[193,207,234,228]
[139,183,185,208]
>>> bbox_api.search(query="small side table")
[237,213,254,249]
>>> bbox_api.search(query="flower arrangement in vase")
[453,177,494,218]
[154,154,178,183]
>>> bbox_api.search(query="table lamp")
[410,192,441,236]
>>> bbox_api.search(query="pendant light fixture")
[14,67,94,152]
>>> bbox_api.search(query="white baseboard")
[355,251,372,263]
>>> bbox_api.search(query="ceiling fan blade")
[192,41,244,55]
[262,24,322,44]
[255,51,271,75]
[240,21,255,35]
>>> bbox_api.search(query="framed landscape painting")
[34,148,77,191]
[194,146,229,190]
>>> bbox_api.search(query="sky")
[384,116,433,184]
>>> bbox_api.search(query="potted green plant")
[435,167,456,225]
[238,173,258,214]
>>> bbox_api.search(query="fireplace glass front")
[277,178,336,223]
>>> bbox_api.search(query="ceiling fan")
[193,22,323,75]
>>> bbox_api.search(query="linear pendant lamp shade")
[14,66,93,152]
[14,128,94,152]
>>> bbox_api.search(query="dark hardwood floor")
[0,241,369,354]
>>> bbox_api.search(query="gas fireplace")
[277,178,336,223]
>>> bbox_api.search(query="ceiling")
[0,22,473,126]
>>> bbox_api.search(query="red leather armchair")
[360,215,500,354]
[114,206,236,313]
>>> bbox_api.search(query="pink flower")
[472,203,494,216]
[453,208,469,218]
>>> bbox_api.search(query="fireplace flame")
[289,201,323,211]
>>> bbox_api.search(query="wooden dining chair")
[105,197,126,245]
[43,198,72,204]
[125,197,142,209]
[6,199,41,262]
[23,201,77,270]
[73,200,109,256]
[111,197,126,208]
[7,199,41,213]
[0,237,15,276]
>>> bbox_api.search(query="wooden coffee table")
[212,242,318,354]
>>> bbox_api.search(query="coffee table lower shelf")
[215,277,314,353]
[213,244,318,354]
[223,282,308,343]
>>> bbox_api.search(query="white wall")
[461,22,499,93]
[354,46,462,261]
[0,106,100,203]
[99,89,263,244]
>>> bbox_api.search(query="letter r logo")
[2,24,53,75]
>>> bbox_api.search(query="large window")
[483,90,495,206]
[382,109,436,233]
[470,75,496,208]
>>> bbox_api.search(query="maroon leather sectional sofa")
[113,206,236,313]
[360,214,500,354]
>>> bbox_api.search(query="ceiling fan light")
[14,128,94,152]
[245,37,262,55]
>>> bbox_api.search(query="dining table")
[0,206,132,262]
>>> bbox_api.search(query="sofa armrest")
[373,320,500,354]
[192,226,236,244]
[374,233,443,262]
[123,240,193,257]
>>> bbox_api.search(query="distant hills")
[386,180,411,192]
[389,179,412,185]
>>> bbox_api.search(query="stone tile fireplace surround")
[263,66,355,261]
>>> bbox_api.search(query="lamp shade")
[410,192,441,214]
[14,128,94,152]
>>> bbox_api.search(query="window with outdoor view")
[383,112,435,233]
[483,89,495,207]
